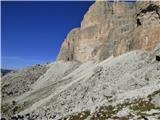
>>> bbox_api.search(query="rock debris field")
[1,48,160,120]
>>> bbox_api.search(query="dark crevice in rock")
[156,55,160,61]
[136,4,160,27]
[137,18,142,27]
[67,57,70,61]
[137,4,160,18]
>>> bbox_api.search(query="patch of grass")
[116,101,132,110]
[1,103,23,117]
[62,92,160,120]
[128,97,160,116]
[104,95,113,102]
[112,116,129,120]
[90,105,117,120]
[129,100,155,112]
[1,103,11,116]
[63,110,90,120]
[90,97,159,120]
[104,95,112,100]
[1,101,30,117]
[90,100,135,120]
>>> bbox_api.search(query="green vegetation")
[63,110,90,120]
[112,116,129,120]
[61,91,160,120]
[1,103,23,117]
[91,105,117,120]
[104,95,112,100]
[1,101,30,117]
[104,95,113,102]
[129,99,155,113]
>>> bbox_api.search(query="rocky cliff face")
[57,1,160,62]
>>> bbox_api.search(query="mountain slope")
[1,64,49,101]
[2,49,160,120]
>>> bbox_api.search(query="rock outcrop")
[57,1,160,62]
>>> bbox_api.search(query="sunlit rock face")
[57,1,160,62]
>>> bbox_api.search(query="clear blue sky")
[1,1,94,69]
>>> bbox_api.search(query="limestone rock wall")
[57,1,160,62]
